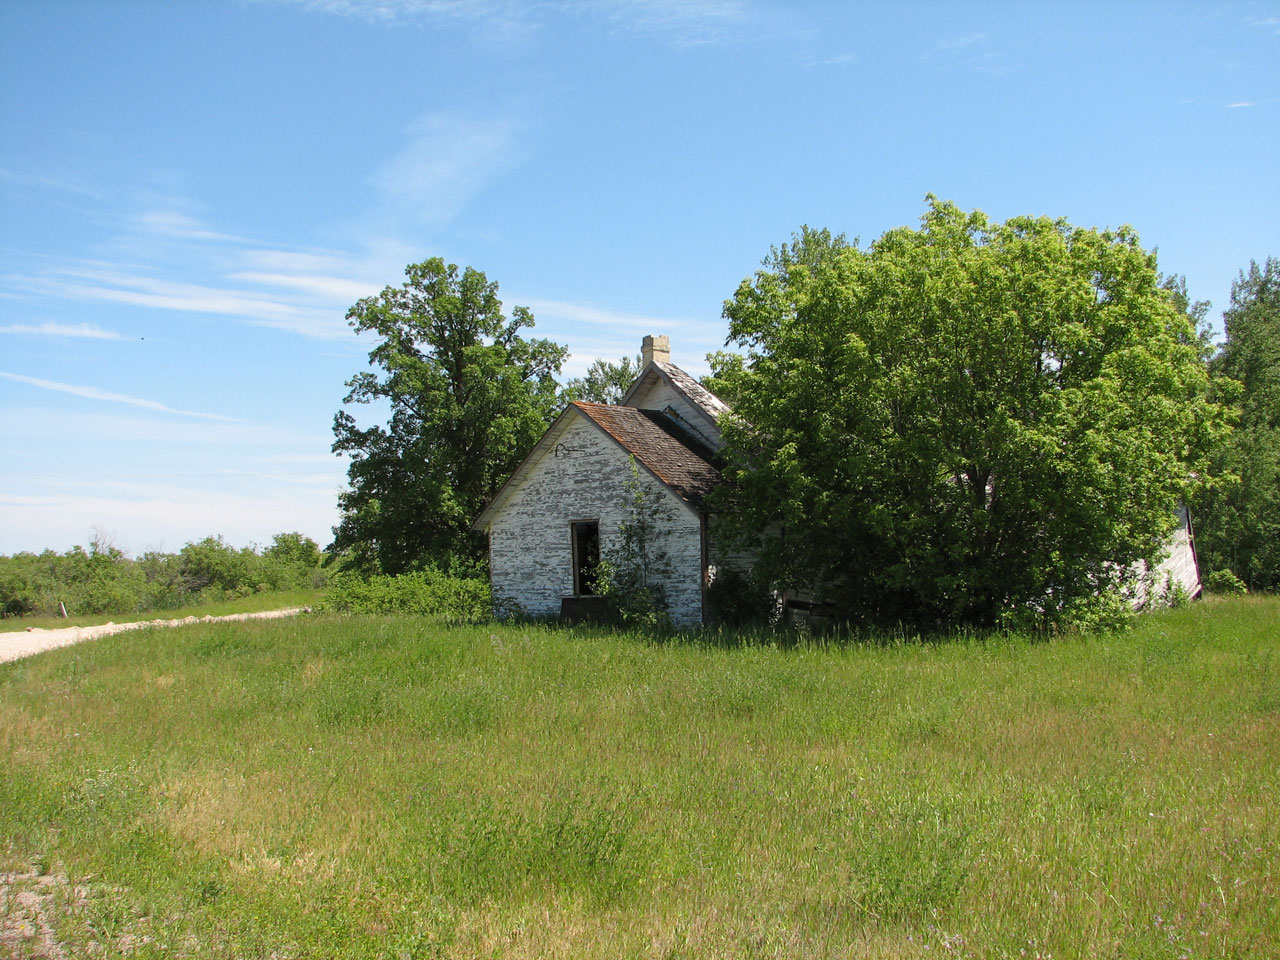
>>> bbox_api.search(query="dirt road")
[0,608,305,665]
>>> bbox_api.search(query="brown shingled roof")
[571,401,720,508]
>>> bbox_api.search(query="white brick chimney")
[641,334,671,366]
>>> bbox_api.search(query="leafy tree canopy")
[331,258,567,574]
[711,198,1230,630]
[264,532,322,567]
[562,354,643,405]
[1196,257,1280,591]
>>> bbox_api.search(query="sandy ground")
[0,871,77,960]
[0,608,305,665]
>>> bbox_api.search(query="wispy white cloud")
[518,296,700,333]
[262,0,506,24]
[586,0,755,46]
[0,403,346,553]
[255,0,542,47]
[923,30,1009,75]
[3,181,377,337]
[0,166,104,199]
[1178,97,1277,109]
[0,372,242,422]
[370,111,521,228]
[263,0,763,47]
[131,209,256,244]
[241,248,366,274]
[937,32,986,50]
[1247,16,1280,36]
[15,265,351,339]
[802,51,855,68]
[3,190,404,340]
[1,406,329,449]
[231,272,381,304]
[0,322,124,340]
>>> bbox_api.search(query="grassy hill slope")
[2,598,1277,958]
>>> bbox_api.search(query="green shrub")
[177,536,264,596]
[1160,573,1192,609]
[706,567,776,626]
[594,459,674,630]
[0,532,330,619]
[263,531,322,567]
[1204,568,1248,595]
[320,569,491,624]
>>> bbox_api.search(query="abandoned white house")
[473,335,1202,627]
[474,335,726,628]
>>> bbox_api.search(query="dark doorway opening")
[572,520,600,595]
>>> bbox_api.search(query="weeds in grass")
[0,599,1277,957]
[8,587,322,632]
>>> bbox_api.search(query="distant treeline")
[0,532,327,619]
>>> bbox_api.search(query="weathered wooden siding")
[1132,505,1202,608]
[487,413,706,627]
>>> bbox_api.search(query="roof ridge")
[646,360,730,419]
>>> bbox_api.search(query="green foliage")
[713,198,1230,630]
[331,258,567,574]
[1195,256,1280,592]
[705,566,776,626]
[1159,271,1216,361]
[0,532,326,619]
[263,531,322,567]
[562,354,642,404]
[320,569,491,624]
[1161,574,1191,609]
[595,459,674,629]
[176,536,263,595]
[1204,568,1248,595]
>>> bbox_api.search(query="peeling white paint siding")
[487,414,706,627]
[1157,522,1201,595]
[1132,506,1202,608]
[626,377,721,450]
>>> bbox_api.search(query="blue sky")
[2,0,1277,556]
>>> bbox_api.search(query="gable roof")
[572,402,720,506]
[620,360,730,432]
[473,401,720,531]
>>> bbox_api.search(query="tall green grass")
[1,597,1276,958]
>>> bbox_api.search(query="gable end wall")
[627,377,722,450]
[487,415,706,627]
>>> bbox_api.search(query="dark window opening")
[572,520,600,596]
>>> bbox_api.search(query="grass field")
[1,597,1276,958]
[4,588,324,632]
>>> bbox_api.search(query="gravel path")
[0,608,305,664]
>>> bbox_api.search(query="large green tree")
[711,199,1229,630]
[331,258,567,573]
[1196,257,1280,591]
[562,354,642,404]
